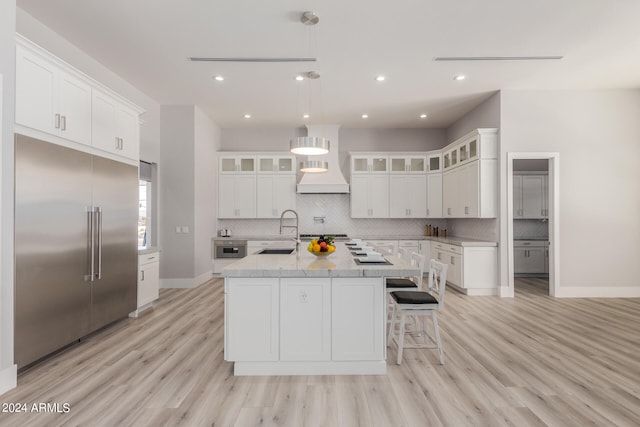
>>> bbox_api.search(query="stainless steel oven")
[213,239,247,259]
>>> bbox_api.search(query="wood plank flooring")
[1,277,639,426]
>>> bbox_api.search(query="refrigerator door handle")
[86,208,95,281]
[96,207,103,280]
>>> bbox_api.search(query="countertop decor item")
[307,235,336,257]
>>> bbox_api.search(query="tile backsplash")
[513,219,549,239]
[217,194,447,238]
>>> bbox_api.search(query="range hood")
[297,125,350,193]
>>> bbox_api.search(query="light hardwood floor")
[1,277,639,426]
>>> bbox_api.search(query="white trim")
[0,364,17,396]
[160,271,214,289]
[233,360,387,376]
[506,152,560,297]
[555,287,640,298]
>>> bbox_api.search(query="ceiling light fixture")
[434,56,563,61]
[301,11,320,25]
[453,75,466,81]
[189,57,317,63]
[214,75,224,81]
[420,114,428,119]
[290,136,329,155]
[375,75,386,82]
[303,114,310,119]
[295,75,304,81]
[300,160,329,173]
[362,114,369,119]
[243,114,251,119]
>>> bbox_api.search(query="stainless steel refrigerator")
[15,134,138,368]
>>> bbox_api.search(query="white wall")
[500,89,640,296]
[0,0,17,396]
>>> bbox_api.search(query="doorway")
[506,153,559,297]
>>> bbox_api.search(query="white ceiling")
[16,0,640,129]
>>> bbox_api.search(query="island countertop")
[223,242,419,278]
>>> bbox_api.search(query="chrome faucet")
[280,209,301,252]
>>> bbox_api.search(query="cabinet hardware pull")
[55,113,61,129]
[61,115,66,131]
[141,270,145,281]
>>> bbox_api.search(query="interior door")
[15,135,93,367]
[90,156,138,330]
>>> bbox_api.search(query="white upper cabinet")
[92,89,140,160]
[427,152,442,173]
[350,174,389,218]
[219,174,256,218]
[351,155,388,173]
[389,174,427,218]
[16,43,92,145]
[426,173,443,218]
[389,155,427,174]
[15,36,143,161]
[219,155,256,174]
[256,174,296,218]
[257,156,295,174]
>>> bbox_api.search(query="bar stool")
[388,259,448,365]
[385,252,425,327]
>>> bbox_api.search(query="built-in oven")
[214,239,247,259]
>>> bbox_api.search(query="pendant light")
[290,136,329,155]
[289,11,329,172]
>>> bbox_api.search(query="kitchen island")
[223,243,419,376]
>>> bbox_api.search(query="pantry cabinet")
[514,240,548,275]
[513,174,548,219]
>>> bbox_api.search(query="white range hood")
[296,125,350,194]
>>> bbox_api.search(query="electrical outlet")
[181,226,189,233]
[175,226,181,233]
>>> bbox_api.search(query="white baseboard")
[160,271,214,289]
[233,360,387,376]
[0,364,17,396]
[555,286,640,298]
[499,287,515,298]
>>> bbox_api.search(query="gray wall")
[446,93,501,242]
[0,0,16,394]
[500,89,640,292]
[160,105,220,286]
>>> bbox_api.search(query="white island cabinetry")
[223,244,416,375]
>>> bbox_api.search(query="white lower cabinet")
[419,240,431,273]
[130,252,160,317]
[331,278,384,361]
[225,277,385,366]
[280,278,331,361]
[225,278,280,361]
[431,242,498,295]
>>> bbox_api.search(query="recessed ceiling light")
[214,75,224,81]
[375,75,385,82]
[453,75,466,81]
[420,114,428,119]
[295,75,304,81]
[243,114,251,119]
[303,114,310,119]
[361,114,369,119]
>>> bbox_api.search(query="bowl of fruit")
[307,235,336,257]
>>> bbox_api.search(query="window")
[139,161,155,249]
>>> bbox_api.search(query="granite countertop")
[223,242,420,278]
[218,234,497,247]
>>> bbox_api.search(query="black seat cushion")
[386,278,418,289]
[391,291,438,305]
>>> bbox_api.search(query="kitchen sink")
[258,248,295,255]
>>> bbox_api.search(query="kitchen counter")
[223,242,418,376]
[223,242,419,278]
[225,235,497,247]
[138,246,160,255]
